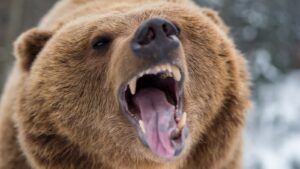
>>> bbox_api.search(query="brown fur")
[0,0,250,169]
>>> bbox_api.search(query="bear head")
[13,1,249,168]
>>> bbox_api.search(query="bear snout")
[131,17,180,63]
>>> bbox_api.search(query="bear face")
[12,1,250,169]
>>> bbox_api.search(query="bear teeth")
[127,64,181,95]
[159,72,172,79]
[176,112,187,134]
[171,65,181,81]
[129,77,137,95]
[139,120,146,134]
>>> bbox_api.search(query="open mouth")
[119,64,188,159]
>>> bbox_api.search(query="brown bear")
[0,0,250,169]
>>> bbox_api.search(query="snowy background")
[0,0,300,169]
[195,0,300,168]
[245,71,300,169]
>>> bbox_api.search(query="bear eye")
[92,36,111,50]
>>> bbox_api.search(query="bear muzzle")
[131,17,180,64]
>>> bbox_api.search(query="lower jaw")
[142,135,190,163]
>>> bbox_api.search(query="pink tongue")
[133,88,177,158]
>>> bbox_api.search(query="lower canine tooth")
[129,78,137,95]
[175,112,187,135]
[178,112,187,130]
[139,120,146,134]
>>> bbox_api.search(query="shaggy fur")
[0,0,250,169]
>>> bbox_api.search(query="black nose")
[131,17,180,61]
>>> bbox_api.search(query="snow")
[244,71,300,169]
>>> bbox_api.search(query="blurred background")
[0,0,299,168]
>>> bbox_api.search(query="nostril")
[139,27,155,45]
[162,23,171,36]
[162,23,178,37]
[132,18,181,59]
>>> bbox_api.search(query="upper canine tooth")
[166,64,172,73]
[172,66,181,81]
[161,65,167,71]
[128,77,137,95]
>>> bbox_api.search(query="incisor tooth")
[162,65,167,71]
[159,66,164,72]
[153,67,159,74]
[138,73,143,77]
[146,69,151,74]
[178,112,187,130]
[166,64,172,73]
[172,66,181,81]
[160,72,169,79]
[128,77,137,95]
[139,120,146,134]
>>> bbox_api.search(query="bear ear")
[201,8,230,33]
[14,28,53,71]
